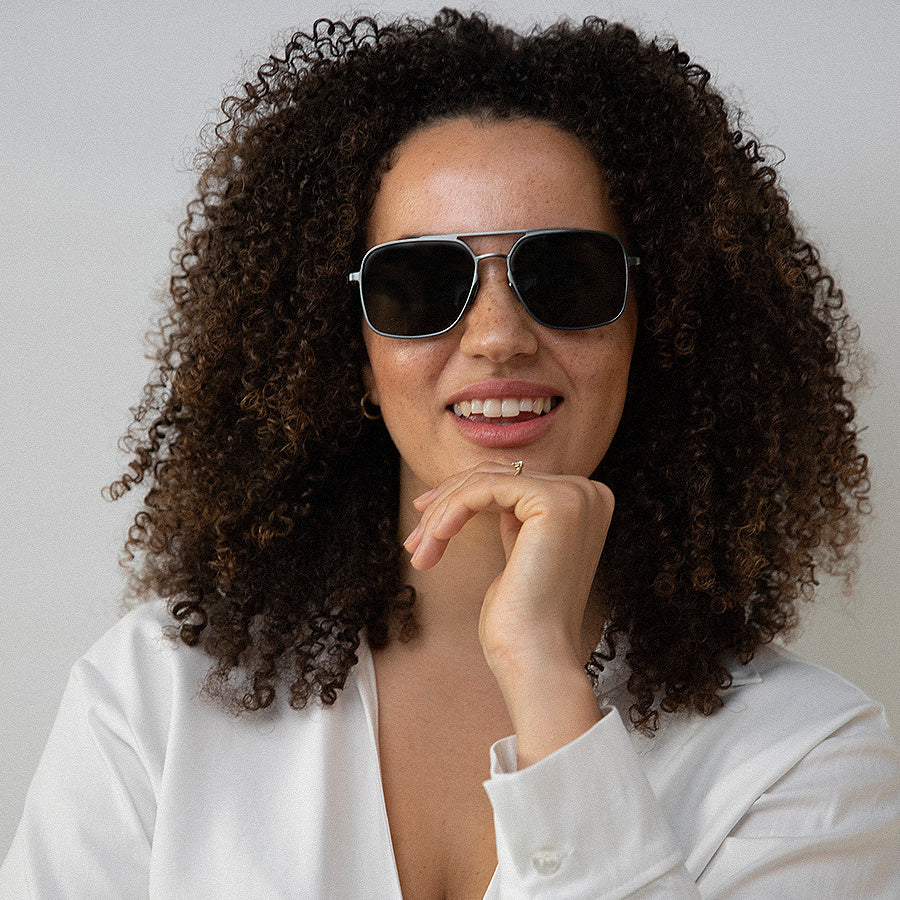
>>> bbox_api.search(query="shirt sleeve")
[483,704,900,899]
[483,708,700,899]
[0,656,157,899]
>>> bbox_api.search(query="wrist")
[482,620,581,681]
[487,647,604,769]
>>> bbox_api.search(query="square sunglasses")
[349,228,640,339]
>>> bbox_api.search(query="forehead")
[366,117,621,244]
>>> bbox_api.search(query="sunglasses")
[349,228,640,339]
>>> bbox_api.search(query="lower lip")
[448,404,559,448]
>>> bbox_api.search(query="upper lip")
[446,380,561,405]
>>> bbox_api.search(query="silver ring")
[511,460,524,476]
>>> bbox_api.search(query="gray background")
[2,0,898,856]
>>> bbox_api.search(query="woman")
[3,10,898,898]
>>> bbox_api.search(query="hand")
[403,461,614,764]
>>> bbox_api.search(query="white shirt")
[3,600,899,898]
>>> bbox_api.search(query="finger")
[410,470,573,569]
[406,460,542,551]
[405,467,492,550]
[412,459,536,510]
[409,471,506,568]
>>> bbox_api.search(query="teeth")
[452,397,555,420]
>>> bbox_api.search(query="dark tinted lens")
[361,241,474,337]
[510,231,627,329]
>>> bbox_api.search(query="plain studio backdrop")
[1,0,898,856]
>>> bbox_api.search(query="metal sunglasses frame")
[348,228,641,339]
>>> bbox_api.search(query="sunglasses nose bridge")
[472,251,509,263]
[469,250,514,298]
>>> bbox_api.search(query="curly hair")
[109,9,868,730]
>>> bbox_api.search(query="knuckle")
[593,480,615,508]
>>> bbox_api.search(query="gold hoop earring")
[360,392,382,420]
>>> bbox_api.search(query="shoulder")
[635,644,896,783]
[641,646,900,878]
[667,644,898,777]
[83,598,175,659]
[76,599,200,693]
[729,641,881,707]
[639,643,897,811]
[64,601,211,762]
[722,643,890,743]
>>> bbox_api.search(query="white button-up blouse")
[3,600,899,898]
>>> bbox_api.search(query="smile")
[451,397,560,422]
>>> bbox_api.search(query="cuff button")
[531,849,561,875]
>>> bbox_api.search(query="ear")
[361,356,380,405]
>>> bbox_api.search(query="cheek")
[572,334,636,432]
[362,333,444,410]
[604,349,636,422]
[570,328,635,389]
[362,333,409,407]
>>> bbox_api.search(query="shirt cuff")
[483,707,685,898]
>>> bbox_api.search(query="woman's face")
[362,117,638,497]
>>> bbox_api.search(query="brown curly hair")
[109,9,869,730]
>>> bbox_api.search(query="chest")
[374,652,514,900]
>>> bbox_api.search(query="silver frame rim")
[348,228,640,339]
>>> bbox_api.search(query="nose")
[457,256,539,361]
